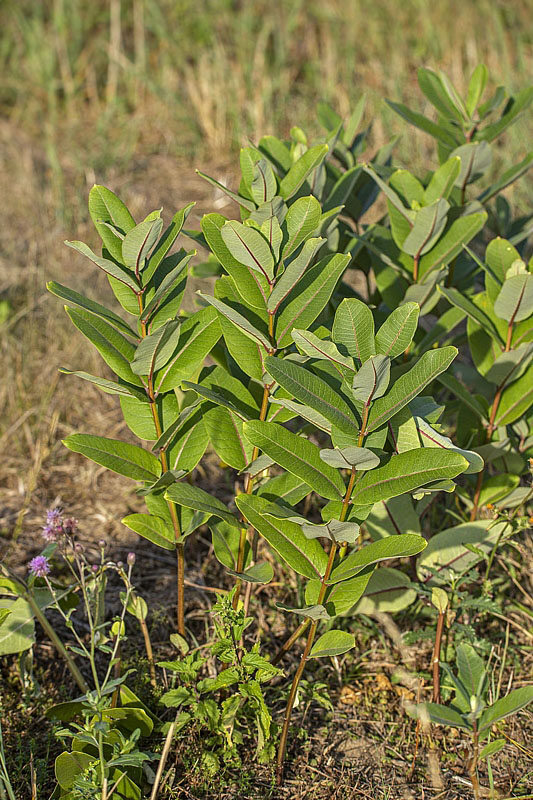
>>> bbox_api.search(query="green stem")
[25,592,88,693]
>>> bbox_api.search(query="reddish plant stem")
[276,542,337,784]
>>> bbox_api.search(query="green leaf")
[306,569,373,616]
[375,302,419,359]
[436,373,487,420]
[292,329,354,371]
[140,251,194,323]
[251,159,277,204]
[204,406,253,470]
[415,417,484,474]
[122,211,163,271]
[418,212,487,280]
[58,370,148,402]
[319,447,380,470]
[281,196,322,259]
[65,307,143,385]
[268,238,325,313]
[450,142,492,189]
[466,64,488,116]
[221,220,274,282]
[275,253,349,348]
[165,483,240,528]
[309,630,355,658]
[131,320,181,376]
[63,434,161,481]
[418,67,466,121]
[494,273,533,323]
[478,86,533,142]
[65,240,140,290]
[0,598,34,655]
[479,687,533,733]
[243,421,345,500]
[403,199,450,257]
[495,365,533,425]
[353,567,415,613]
[333,298,376,364]
[226,562,274,584]
[479,739,506,759]
[121,513,175,549]
[236,494,328,579]
[144,202,195,283]
[484,342,533,387]
[156,306,221,392]
[351,449,468,506]
[55,751,96,790]
[279,144,328,200]
[385,100,459,148]
[120,391,178,441]
[269,397,332,433]
[456,643,486,698]
[198,292,271,351]
[277,603,331,621]
[407,702,470,730]
[362,165,414,227]
[367,347,458,432]
[328,534,427,584]
[88,184,136,263]
[417,520,507,584]
[196,170,256,211]
[423,157,462,204]
[477,152,533,204]
[351,355,390,404]
[265,356,358,436]
[365,495,420,540]
[47,281,136,338]
[258,135,292,172]
[201,213,268,310]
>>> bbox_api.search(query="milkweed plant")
[1,64,533,798]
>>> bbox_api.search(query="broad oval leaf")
[333,298,375,364]
[165,483,240,528]
[417,521,507,584]
[351,449,468,506]
[352,567,415,614]
[493,273,533,323]
[279,144,328,200]
[156,306,221,392]
[122,211,163,271]
[479,687,533,734]
[309,630,355,658]
[351,355,390,404]
[243,420,345,500]
[88,184,136,263]
[121,513,175,550]
[236,494,328,579]
[63,434,161,481]
[265,356,358,436]
[367,347,458,432]
[221,220,275,281]
[375,302,419,359]
[328,534,427,584]
[281,195,322,259]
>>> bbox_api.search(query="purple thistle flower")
[28,555,51,578]
[46,508,62,525]
[42,524,58,542]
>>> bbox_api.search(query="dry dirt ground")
[1,119,532,800]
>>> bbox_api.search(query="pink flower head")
[28,555,51,578]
